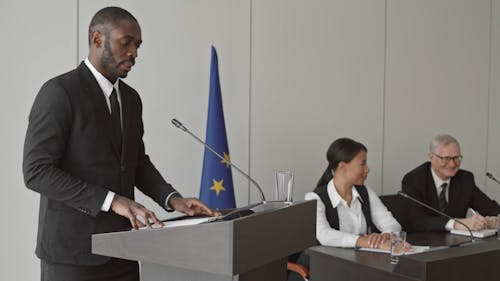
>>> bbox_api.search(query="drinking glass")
[275,170,294,202]
[390,231,406,264]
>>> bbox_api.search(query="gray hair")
[429,134,460,153]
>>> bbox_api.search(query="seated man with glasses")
[401,134,500,232]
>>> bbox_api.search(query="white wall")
[251,0,385,200]
[488,0,500,202]
[384,0,491,194]
[0,1,77,279]
[3,0,500,279]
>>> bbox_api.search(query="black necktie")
[110,88,122,151]
[438,182,448,212]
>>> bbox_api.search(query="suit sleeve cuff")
[164,192,182,212]
[100,191,115,212]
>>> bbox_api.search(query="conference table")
[307,232,500,281]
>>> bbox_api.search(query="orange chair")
[287,261,310,281]
[287,251,311,281]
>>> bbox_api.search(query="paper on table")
[357,245,430,255]
[450,228,497,238]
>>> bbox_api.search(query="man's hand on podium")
[111,194,164,230]
[169,196,222,217]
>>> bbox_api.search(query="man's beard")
[100,38,126,80]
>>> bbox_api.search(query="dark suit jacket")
[23,62,177,265]
[401,162,500,232]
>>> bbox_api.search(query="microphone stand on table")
[398,191,475,243]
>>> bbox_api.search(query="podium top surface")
[92,200,316,275]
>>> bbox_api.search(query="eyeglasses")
[432,153,463,164]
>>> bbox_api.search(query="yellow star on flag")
[220,152,231,168]
[210,179,226,196]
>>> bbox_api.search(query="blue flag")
[199,46,236,209]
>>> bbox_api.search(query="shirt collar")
[430,166,450,189]
[327,179,363,208]
[84,58,120,97]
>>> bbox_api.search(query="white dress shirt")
[84,59,178,212]
[305,179,401,248]
[430,167,454,230]
[84,59,119,212]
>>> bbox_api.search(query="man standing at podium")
[23,6,216,281]
[402,134,500,232]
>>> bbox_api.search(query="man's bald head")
[87,7,141,82]
[88,6,138,45]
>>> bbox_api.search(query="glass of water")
[275,170,294,202]
[390,231,406,264]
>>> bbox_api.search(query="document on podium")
[450,228,497,238]
[139,216,223,230]
[162,216,222,228]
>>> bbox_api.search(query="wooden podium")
[92,200,316,281]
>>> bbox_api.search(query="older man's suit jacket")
[23,62,176,265]
[401,162,500,232]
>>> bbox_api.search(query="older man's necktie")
[438,182,448,212]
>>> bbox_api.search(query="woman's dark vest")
[313,185,378,234]
[288,185,379,269]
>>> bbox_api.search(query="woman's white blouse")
[305,180,401,248]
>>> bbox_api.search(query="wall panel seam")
[381,0,388,195]
[247,0,253,204]
[76,0,79,67]
[485,0,493,192]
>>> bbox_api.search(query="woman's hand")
[356,233,390,249]
[356,233,414,251]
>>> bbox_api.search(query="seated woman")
[305,138,401,249]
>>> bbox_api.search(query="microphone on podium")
[486,172,500,185]
[171,118,267,203]
[397,191,475,243]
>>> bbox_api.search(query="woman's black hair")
[315,138,367,188]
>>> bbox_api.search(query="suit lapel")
[78,63,121,159]
[448,176,458,211]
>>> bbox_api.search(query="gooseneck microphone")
[397,191,475,243]
[486,172,500,185]
[171,118,267,203]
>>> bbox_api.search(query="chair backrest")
[287,261,309,281]
[287,252,310,281]
[379,194,412,232]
